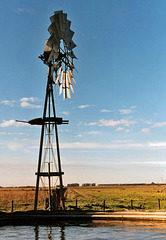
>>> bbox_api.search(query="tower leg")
[51,88,65,210]
[34,79,49,211]
[34,123,45,210]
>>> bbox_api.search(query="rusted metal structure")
[17,10,77,211]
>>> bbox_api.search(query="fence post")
[131,199,133,209]
[103,200,105,211]
[11,200,13,213]
[158,199,161,210]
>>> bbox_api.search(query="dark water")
[0,221,166,239]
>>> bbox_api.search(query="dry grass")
[0,187,48,212]
[1,184,166,212]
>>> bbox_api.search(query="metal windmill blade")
[41,10,77,99]
[50,10,63,38]
[48,10,76,53]
[63,29,75,47]
[48,22,61,43]
[47,35,60,50]
[68,40,77,51]
[62,13,67,38]
[68,50,77,59]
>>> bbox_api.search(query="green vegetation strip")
[0,185,166,212]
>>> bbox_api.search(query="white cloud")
[144,120,166,128]
[20,97,38,102]
[0,97,41,108]
[152,122,166,128]
[125,129,131,133]
[0,120,16,127]
[148,142,166,148]
[60,141,143,149]
[112,140,134,143]
[0,132,5,135]
[20,97,41,108]
[78,105,95,109]
[0,100,16,106]
[119,109,132,114]
[7,142,25,151]
[118,106,136,115]
[140,128,150,133]
[99,119,136,127]
[100,109,112,113]
[86,131,101,135]
[85,121,98,126]
[116,127,124,131]
[84,119,136,128]
[0,138,39,152]
[20,102,41,108]
[144,120,153,125]
[60,140,166,150]
[0,120,28,128]
[14,8,35,15]
[61,111,69,116]
[75,134,83,138]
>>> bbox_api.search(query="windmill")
[17,10,77,211]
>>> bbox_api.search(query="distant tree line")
[67,183,159,187]
[67,183,96,187]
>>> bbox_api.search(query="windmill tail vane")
[39,10,77,99]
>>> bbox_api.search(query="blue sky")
[1,0,166,186]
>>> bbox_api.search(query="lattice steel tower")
[17,10,77,211]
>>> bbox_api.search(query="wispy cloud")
[112,140,134,143]
[118,106,136,115]
[116,127,124,131]
[100,109,112,113]
[75,134,83,138]
[14,8,35,15]
[0,97,41,108]
[152,122,166,128]
[140,128,150,133]
[20,97,38,102]
[61,111,69,116]
[147,142,166,148]
[143,120,166,128]
[0,132,5,135]
[0,131,24,136]
[60,140,166,150]
[85,119,136,127]
[60,141,142,149]
[0,138,38,152]
[78,105,95,109]
[0,100,16,107]
[20,102,41,108]
[86,131,101,135]
[119,109,132,114]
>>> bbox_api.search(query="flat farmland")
[1,185,166,212]
[66,185,166,211]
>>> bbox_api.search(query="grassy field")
[65,184,166,211]
[1,184,166,212]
